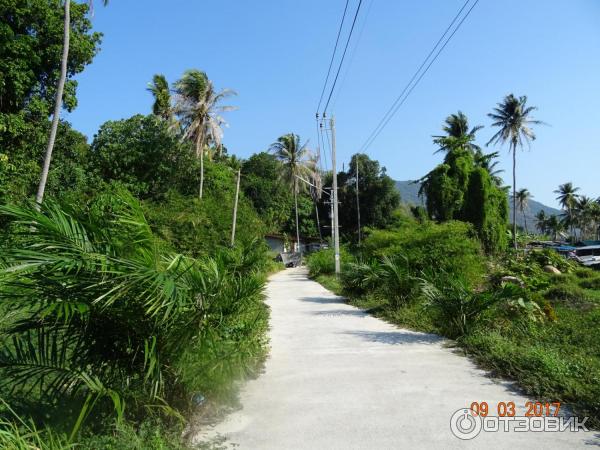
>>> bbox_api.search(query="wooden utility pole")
[231,168,241,246]
[356,159,361,245]
[330,117,340,276]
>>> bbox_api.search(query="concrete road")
[193,268,597,449]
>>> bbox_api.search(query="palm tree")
[35,0,109,207]
[434,111,483,154]
[174,69,236,198]
[514,188,532,234]
[535,210,547,235]
[473,150,504,186]
[487,94,543,248]
[575,195,594,240]
[308,153,323,241]
[147,74,173,121]
[270,134,315,255]
[545,215,564,241]
[554,182,580,239]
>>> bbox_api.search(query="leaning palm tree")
[147,74,173,122]
[434,111,483,154]
[554,182,580,239]
[270,134,315,255]
[173,69,236,198]
[514,188,532,234]
[35,0,109,207]
[487,94,543,248]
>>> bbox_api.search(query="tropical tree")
[535,210,547,235]
[433,111,483,154]
[270,134,315,254]
[147,74,173,122]
[487,94,543,248]
[173,69,236,198]
[554,182,580,239]
[35,0,109,207]
[514,188,532,234]
[545,214,565,241]
[575,195,596,240]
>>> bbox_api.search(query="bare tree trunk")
[294,178,301,259]
[512,143,517,249]
[523,211,528,235]
[196,135,204,199]
[36,0,70,207]
[314,202,322,241]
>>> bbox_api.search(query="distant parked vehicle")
[572,245,600,268]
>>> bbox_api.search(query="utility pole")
[330,116,341,276]
[356,159,361,245]
[231,168,241,246]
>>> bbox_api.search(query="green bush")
[306,247,350,277]
[0,192,269,438]
[362,220,486,285]
[579,276,600,290]
[420,275,509,338]
[544,284,589,305]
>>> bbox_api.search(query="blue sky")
[66,0,600,207]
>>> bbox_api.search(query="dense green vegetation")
[2,1,599,446]
[0,2,284,447]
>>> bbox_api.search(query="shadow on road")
[311,309,367,317]
[343,330,443,345]
[299,296,345,305]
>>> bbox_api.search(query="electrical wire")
[330,0,375,111]
[316,0,351,114]
[322,0,364,115]
[360,0,479,152]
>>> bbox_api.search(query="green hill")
[395,180,562,230]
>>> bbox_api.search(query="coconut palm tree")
[473,150,504,186]
[35,0,109,207]
[575,195,595,240]
[487,94,543,248]
[514,188,532,234]
[270,134,315,255]
[554,182,580,239]
[174,69,236,198]
[535,210,547,235]
[147,74,173,122]
[434,111,483,154]
[545,215,564,241]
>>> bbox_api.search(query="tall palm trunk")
[196,135,204,199]
[523,211,528,234]
[36,0,70,207]
[294,178,300,256]
[512,142,517,248]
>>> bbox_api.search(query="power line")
[330,0,375,111]
[316,0,350,114]
[322,0,364,115]
[360,0,479,152]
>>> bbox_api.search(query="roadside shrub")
[306,247,350,277]
[420,275,511,338]
[362,220,485,286]
[377,255,420,308]
[0,192,269,437]
[340,261,381,296]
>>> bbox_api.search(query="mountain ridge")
[395,180,562,230]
